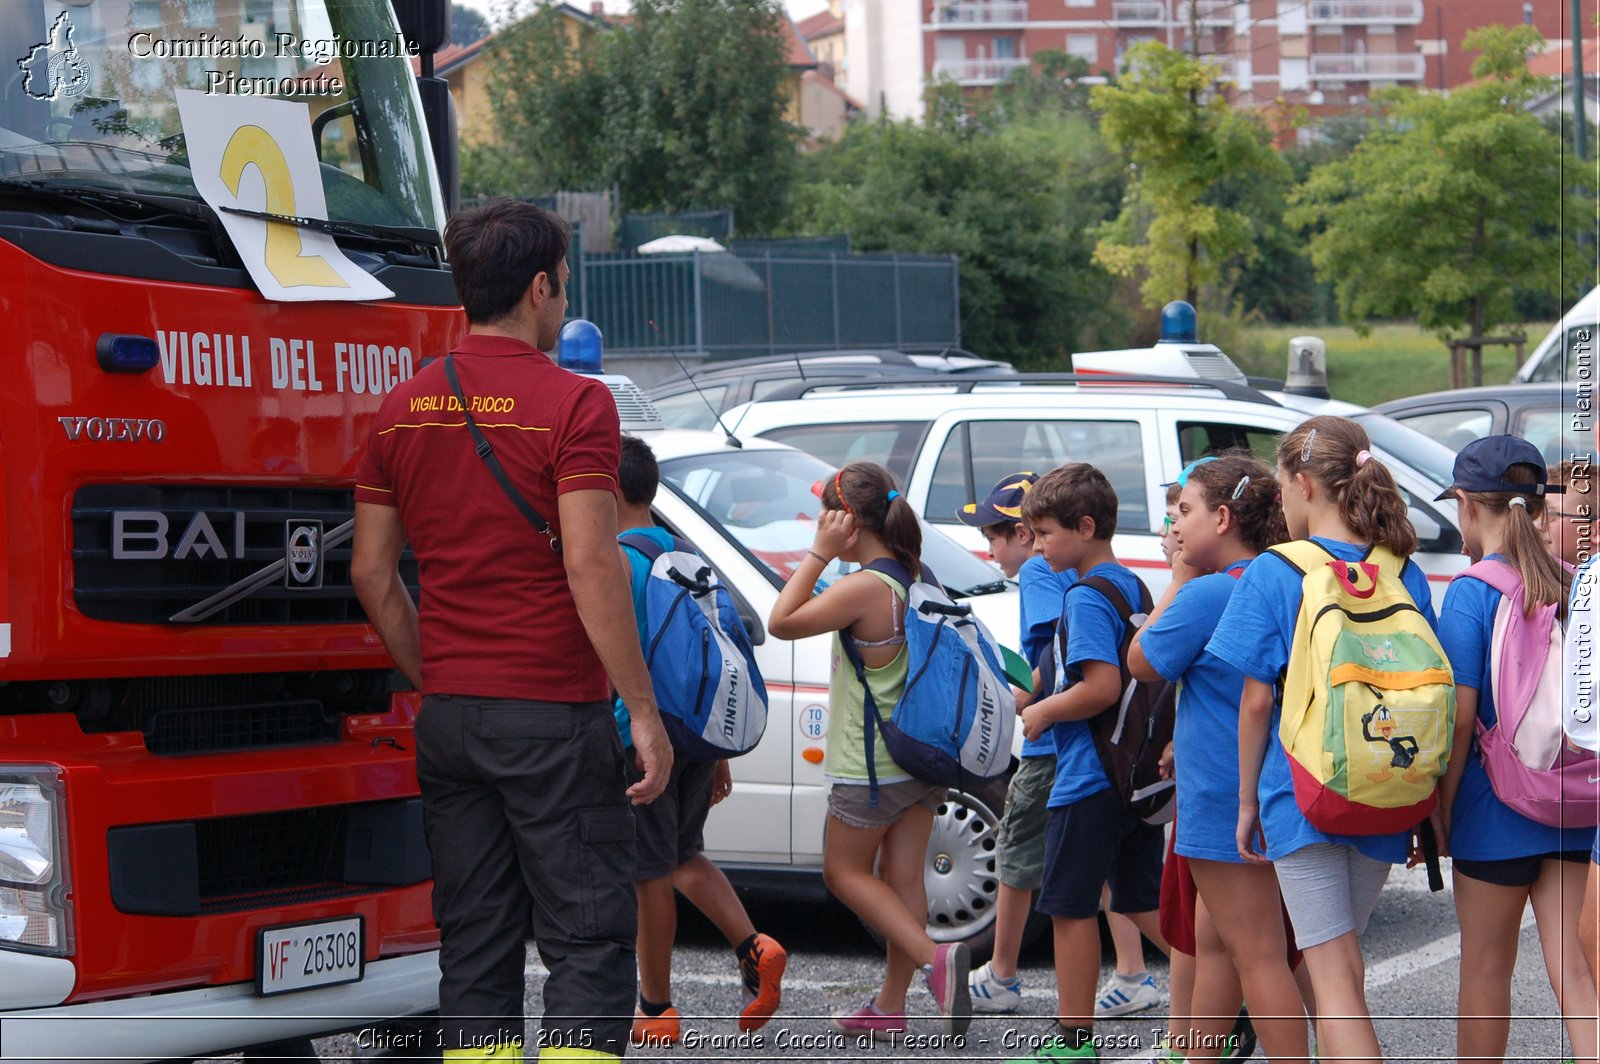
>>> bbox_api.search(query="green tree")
[450,3,490,46]
[1090,42,1289,309]
[464,0,801,232]
[787,96,1126,368]
[1288,25,1585,345]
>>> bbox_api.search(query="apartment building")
[845,0,1585,121]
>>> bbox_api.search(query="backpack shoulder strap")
[1075,574,1133,622]
[1264,539,1335,578]
[619,532,696,563]
[862,557,942,593]
[1460,558,1522,598]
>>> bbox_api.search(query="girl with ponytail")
[1205,416,1438,1064]
[768,461,972,1040]
[1433,436,1596,1064]
[1130,453,1314,1064]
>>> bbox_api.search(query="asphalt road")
[298,858,1583,1064]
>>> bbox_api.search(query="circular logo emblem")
[287,526,320,584]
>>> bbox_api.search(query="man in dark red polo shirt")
[352,198,671,1062]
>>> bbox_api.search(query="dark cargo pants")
[416,695,638,1056]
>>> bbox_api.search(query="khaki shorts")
[996,753,1056,890]
[828,778,945,829]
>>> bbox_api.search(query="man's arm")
[352,501,422,690]
[559,488,673,804]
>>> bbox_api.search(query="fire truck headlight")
[0,783,55,884]
[0,769,71,955]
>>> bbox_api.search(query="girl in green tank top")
[769,462,974,1039]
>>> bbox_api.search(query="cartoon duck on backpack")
[1362,704,1424,783]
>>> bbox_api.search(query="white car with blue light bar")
[556,324,1026,955]
[717,303,1467,611]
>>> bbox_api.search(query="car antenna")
[649,319,741,448]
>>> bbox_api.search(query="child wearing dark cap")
[1434,435,1596,1064]
[957,473,1075,1012]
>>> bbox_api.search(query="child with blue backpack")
[1129,453,1314,1063]
[612,436,787,1047]
[1432,435,1597,1064]
[768,460,975,1040]
[955,472,1078,1013]
[1207,415,1442,1064]
[1004,463,1169,1064]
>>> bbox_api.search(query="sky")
[458,0,829,27]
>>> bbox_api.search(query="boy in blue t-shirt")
[1005,464,1168,1063]
[955,473,1076,1013]
[614,436,786,1047]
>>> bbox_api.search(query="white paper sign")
[176,90,394,302]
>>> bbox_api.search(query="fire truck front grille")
[70,484,419,625]
[197,807,344,898]
[107,800,432,917]
[145,701,339,755]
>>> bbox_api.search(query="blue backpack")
[620,533,769,760]
[840,559,1016,802]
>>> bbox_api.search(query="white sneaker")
[1094,971,1164,1018]
[967,960,1023,1013]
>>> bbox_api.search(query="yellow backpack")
[1270,541,1456,835]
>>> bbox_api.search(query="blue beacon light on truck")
[558,319,604,374]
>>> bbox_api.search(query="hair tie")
[1355,449,1373,468]
[1509,496,1528,510]
[834,470,853,515]
[1300,428,1317,464]
[1231,475,1250,500]
[886,489,901,503]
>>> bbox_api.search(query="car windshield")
[659,447,1007,596]
[0,0,440,232]
[1349,412,1456,491]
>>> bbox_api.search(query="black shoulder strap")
[445,354,561,554]
[1075,574,1133,623]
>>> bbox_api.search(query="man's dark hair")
[444,198,570,325]
[1021,463,1118,541]
[618,435,659,506]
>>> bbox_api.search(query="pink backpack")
[1462,560,1598,828]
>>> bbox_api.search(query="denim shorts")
[828,779,945,829]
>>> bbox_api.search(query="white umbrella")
[638,234,728,254]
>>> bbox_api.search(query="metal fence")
[573,250,961,360]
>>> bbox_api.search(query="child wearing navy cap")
[1436,434,1596,1064]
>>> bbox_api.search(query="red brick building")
[848,0,1591,121]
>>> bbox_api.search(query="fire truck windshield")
[0,0,442,237]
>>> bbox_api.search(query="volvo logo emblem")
[285,521,323,589]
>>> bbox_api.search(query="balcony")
[1306,0,1424,25]
[931,56,1033,85]
[932,0,1030,26]
[1184,0,1236,25]
[1113,1,1166,25]
[1308,51,1425,80]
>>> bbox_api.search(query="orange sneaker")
[631,1006,681,1047]
[737,932,787,1032]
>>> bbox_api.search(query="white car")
[629,420,1024,952]
[717,373,1467,611]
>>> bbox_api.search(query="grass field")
[1232,322,1554,409]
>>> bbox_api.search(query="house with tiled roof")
[1525,36,1600,126]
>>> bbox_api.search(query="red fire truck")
[0,1,461,1059]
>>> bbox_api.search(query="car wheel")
[923,786,1003,952]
